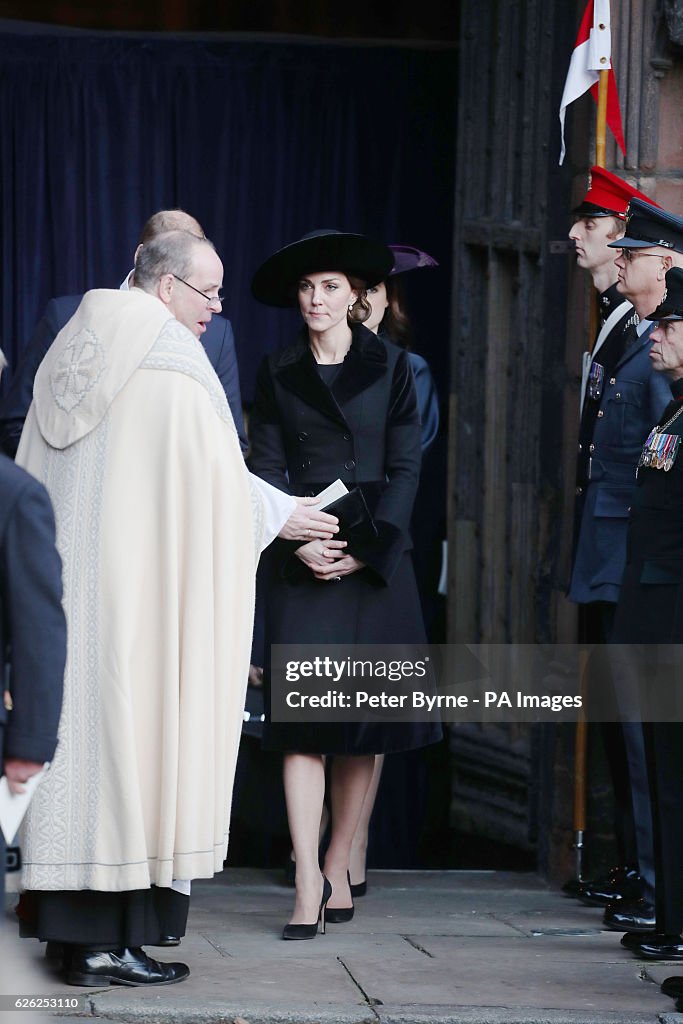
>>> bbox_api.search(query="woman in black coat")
[249,230,441,939]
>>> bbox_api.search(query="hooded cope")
[16,289,280,891]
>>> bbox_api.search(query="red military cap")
[572,166,658,220]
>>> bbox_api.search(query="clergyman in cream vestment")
[15,285,293,948]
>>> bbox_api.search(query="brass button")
[616,392,621,398]
[576,486,583,495]
[597,410,604,418]
[609,377,616,385]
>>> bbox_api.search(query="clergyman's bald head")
[138,209,205,245]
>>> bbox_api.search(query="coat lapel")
[614,321,654,371]
[273,325,388,427]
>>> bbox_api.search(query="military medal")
[638,407,683,473]
[587,361,605,401]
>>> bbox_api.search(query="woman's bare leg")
[283,752,326,924]
[349,754,385,886]
[324,754,375,909]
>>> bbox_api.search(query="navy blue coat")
[0,454,65,883]
[0,454,65,761]
[0,294,246,455]
[568,325,671,604]
[406,350,439,453]
[611,379,683,935]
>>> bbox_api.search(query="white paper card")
[0,765,49,843]
[314,479,348,510]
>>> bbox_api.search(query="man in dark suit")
[0,346,66,898]
[567,172,669,925]
[0,209,247,457]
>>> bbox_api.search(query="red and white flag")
[559,0,626,165]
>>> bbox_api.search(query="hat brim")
[252,233,394,307]
[645,304,683,321]
[572,201,624,218]
[389,246,439,276]
[607,236,659,249]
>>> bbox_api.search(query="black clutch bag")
[321,487,378,541]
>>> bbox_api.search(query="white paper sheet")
[0,765,48,843]
[315,478,349,510]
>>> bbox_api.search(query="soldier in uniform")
[567,171,669,927]
[605,227,683,978]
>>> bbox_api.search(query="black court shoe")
[282,876,332,940]
[326,872,355,924]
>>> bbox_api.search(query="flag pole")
[572,65,611,885]
[595,68,610,169]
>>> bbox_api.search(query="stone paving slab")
[6,870,683,1024]
[377,1011,667,1024]
[341,941,667,1012]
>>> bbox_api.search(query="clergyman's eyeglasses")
[172,275,223,309]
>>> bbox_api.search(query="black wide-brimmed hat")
[607,198,683,253]
[646,267,683,322]
[251,229,394,307]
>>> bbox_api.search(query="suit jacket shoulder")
[200,315,246,450]
[0,294,83,457]
[0,454,65,763]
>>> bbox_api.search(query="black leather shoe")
[603,896,656,932]
[631,937,683,960]
[621,930,669,949]
[576,866,642,907]
[349,880,367,898]
[66,947,190,987]
[326,905,354,923]
[661,976,683,998]
[282,877,332,940]
[154,935,181,947]
[326,870,355,924]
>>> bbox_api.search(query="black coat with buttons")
[613,380,683,641]
[568,323,671,604]
[611,378,683,936]
[249,323,441,755]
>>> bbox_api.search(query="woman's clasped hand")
[294,537,365,580]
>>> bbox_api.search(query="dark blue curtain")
[0,19,456,400]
